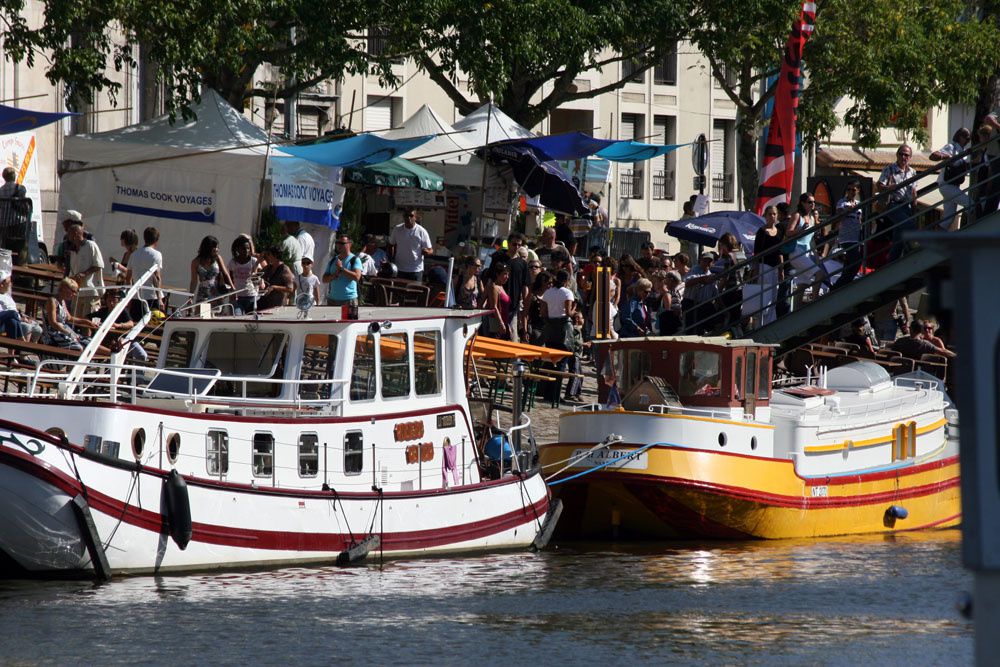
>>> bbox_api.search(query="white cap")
[0,271,10,282]
[63,210,83,223]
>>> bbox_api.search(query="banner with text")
[269,157,344,229]
[112,182,216,223]
[0,130,43,240]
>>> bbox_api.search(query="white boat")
[0,290,557,576]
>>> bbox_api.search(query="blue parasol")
[0,104,77,134]
[665,211,766,252]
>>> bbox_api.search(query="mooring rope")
[546,442,659,487]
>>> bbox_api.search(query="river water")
[0,531,970,665]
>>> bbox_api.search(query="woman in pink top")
[485,264,511,339]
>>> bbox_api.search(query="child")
[297,257,322,306]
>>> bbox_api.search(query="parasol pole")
[475,101,494,251]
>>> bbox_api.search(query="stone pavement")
[509,358,602,446]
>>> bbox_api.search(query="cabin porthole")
[750,436,757,451]
[131,428,146,460]
[718,433,727,447]
[167,433,181,465]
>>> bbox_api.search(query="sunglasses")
[529,264,541,269]
[335,241,348,245]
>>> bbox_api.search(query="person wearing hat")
[66,220,105,315]
[52,210,89,270]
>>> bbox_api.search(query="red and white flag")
[754,2,816,214]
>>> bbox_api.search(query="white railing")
[1,360,348,411]
[648,403,755,422]
[497,413,532,476]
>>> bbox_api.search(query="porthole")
[131,428,146,460]
[718,432,727,447]
[167,433,181,465]
[750,436,757,451]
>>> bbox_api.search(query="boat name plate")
[570,448,648,470]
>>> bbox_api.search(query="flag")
[754,2,816,214]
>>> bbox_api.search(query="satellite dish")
[295,292,314,316]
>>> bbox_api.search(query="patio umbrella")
[665,211,766,252]
[489,144,587,215]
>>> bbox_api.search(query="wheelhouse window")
[344,431,364,475]
[206,429,229,476]
[734,355,743,400]
[745,351,758,400]
[203,331,287,398]
[678,350,722,397]
[350,335,377,401]
[623,348,651,393]
[300,334,339,400]
[414,331,441,396]
[380,332,411,399]
[164,329,196,368]
[299,433,319,477]
[757,354,771,400]
[252,433,274,478]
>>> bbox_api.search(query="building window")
[622,58,645,84]
[350,335,377,401]
[381,332,411,399]
[414,331,441,396]
[620,113,645,200]
[364,96,400,132]
[300,333,339,400]
[344,431,364,475]
[206,430,229,476]
[652,115,677,201]
[712,119,735,203]
[653,47,678,86]
[299,433,319,477]
[252,433,274,478]
[713,63,738,90]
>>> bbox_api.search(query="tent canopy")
[280,134,434,168]
[345,157,444,191]
[63,89,274,176]
[505,131,687,163]
[382,105,476,165]
[0,105,76,135]
[453,103,534,147]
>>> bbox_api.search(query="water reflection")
[0,530,970,665]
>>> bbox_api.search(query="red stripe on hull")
[0,445,549,553]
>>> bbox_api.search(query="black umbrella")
[666,210,766,252]
[488,144,587,215]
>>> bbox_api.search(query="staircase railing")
[681,133,1000,339]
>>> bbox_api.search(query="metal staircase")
[682,134,1000,356]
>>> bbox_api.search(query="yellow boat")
[540,337,959,539]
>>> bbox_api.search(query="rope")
[546,442,658,487]
[542,435,621,479]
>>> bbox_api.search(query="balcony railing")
[620,169,644,199]
[712,173,734,203]
[652,171,675,200]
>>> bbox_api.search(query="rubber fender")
[163,469,192,550]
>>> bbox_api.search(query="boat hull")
[544,442,960,540]
[0,423,551,576]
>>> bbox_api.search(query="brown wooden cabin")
[595,336,776,417]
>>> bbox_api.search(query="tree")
[0,0,415,116]
[692,0,1000,209]
[407,0,691,128]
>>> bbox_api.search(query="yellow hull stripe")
[803,417,947,453]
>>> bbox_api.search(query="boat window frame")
[757,352,770,400]
[163,328,197,369]
[349,333,378,402]
[380,331,412,400]
[299,332,340,401]
[745,350,758,400]
[344,431,364,476]
[678,349,723,398]
[206,429,229,477]
[252,432,275,478]
[413,330,443,397]
[734,354,744,400]
[298,432,319,478]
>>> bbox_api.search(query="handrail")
[681,132,1000,338]
[647,403,755,422]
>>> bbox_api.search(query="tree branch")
[415,53,478,115]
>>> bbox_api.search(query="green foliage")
[408,0,691,127]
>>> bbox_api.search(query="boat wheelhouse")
[0,304,558,576]
[541,336,959,540]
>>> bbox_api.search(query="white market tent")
[452,103,535,146]
[59,89,282,288]
[380,104,485,188]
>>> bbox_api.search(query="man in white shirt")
[929,127,972,231]
[286,220,315,266]
[389,208,432,282]
[280,222,304,275]
[126,226,164,311]
[67,221,105,315]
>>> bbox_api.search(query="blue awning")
[0,105,76,134]
[504,131,687,163]
[281,134,435,168]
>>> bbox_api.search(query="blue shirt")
[326,253,362,301]
[835,198,863,245]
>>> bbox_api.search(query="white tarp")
[378,104,486,188]
[59,89,283,288]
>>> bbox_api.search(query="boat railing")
[572,403,603,412]
[893,375,940,392]
[497,412,533,476]
[648,403,756,422]
[2,360,348,412]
